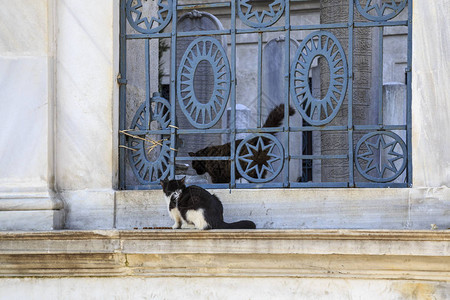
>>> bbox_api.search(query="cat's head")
[189,151,207,175]
[160,177,186,195]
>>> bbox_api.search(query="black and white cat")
[160,177,256,230]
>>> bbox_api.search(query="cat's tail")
[220,220,256,229]
[262,103,295,128]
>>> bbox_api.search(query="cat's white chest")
[165,190,184,229]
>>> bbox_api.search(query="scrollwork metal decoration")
[290,31,348,126]
[236,134,284,183]
[127,94,171,184]
[355,0,407,21]
[355,131,407,183]
[177,37,231,129]
[126,0,172,34]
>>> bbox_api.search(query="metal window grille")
[119,0,412,189]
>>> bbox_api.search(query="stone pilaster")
[0,0,64,230]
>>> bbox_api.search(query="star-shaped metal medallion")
[236,134,284,182]
[127,0,172,33]
[358,135,402,177]
[239,137,280,179]
[238,0,285,28]
[356,0,407,21]
[355,132,407,182]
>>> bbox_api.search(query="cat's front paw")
[172,223,181,229]
[181,223,196,229]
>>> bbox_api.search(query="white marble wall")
[0,0,63,230]
[1,277,449,300]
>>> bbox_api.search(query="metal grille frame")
[119,0,413,190]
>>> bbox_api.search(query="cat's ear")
[188,152,195,157]
[180,176,186,185]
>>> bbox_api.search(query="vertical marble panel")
[0,57,50,188]
[56,0,115,190]
[0,0,48,55]
[412,0,450,187]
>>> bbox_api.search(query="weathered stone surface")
[0,230,449,279]
[116,188,450,230]
[0,277,449,300]
[61,190,115,230]
[412,0,450,187]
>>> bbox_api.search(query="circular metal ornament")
[236,134,284,183]
[177,37,231,129]
[290,31,348,126]
[355,131,407,183]
[355,0,407,21]
[238,0,285,28]
[128,95,171,184]
[126,0,172,34]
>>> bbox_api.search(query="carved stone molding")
[0,190,64,231]
[1,230,449,280]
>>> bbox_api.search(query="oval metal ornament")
[355,0,407,21]
[290,31,348,126]
[128,95,171,184]
[236,134,284,183]
[238,0,285,28]
[177,37,231,129]
[126,0,172,34]
[355,131,407,183]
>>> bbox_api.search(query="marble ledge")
[1,230,449,279]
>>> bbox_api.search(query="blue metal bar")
[125,183,231,190]
[347,0,355,187]
[236,182,285,189]
[353,125,407,131]
[290,23,349,31]
[355,182,408,188]
[126,129,171,136]
[406,0,413,186]
[124,22,406,41]
[118,0,127,189]
[145,39,151,130]
[291,155,348,160]
[283,0,291,187]
[378,27,384,126]
[177,29,230,37]
[127,124,407,137]
[354,20,408,28]
[230,0,237,188]
[177,156,229,161]
[169,0,178,180]
[127,32,172,39]
[257,32,262,128]
[178,128,231,134]
[290,125,348,132]
[237,26,287,34]
[177,2,231,10]
[289,182,349,188]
